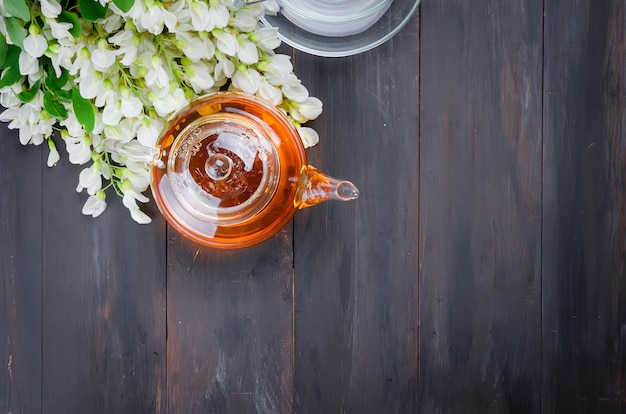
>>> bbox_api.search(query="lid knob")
[205,153,233,181]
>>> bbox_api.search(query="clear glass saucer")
[260,0,421,57]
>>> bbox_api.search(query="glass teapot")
[150,92,359,249]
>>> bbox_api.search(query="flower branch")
[0,0,322,223]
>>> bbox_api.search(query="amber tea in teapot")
[150,92,359,249]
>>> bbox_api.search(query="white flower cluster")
[0,0,323,223]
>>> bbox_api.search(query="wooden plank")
[41,158,167,413]
[292,16,420,413]
[0,130,43,413]
[419,0,543,412]
[166,230,293,414]
[543,0,626,412]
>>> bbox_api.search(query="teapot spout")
[294,165,359,209]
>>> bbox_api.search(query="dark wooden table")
[2,0,625,412]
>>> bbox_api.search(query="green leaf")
[72,87,95,132]
[4,0,30,21]
[0,34,7,67]
[112,0,134,12]
[0,64,22,88]
[79,0,108,21]
[58,11,82,38]
[45,66,69,90]
[1,45,21,69]
[54,88,72,102]
[5,17,26,48]
[43,89,68,118]
[17,79,41,103]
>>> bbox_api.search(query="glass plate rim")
[259,0,422,58]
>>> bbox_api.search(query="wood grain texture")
[41,156,167,413]
[3,1,626,412]
[542,0,626,412]
[166,229,293,414]
[292,16,419,413]
[0,135,42,414]
[419,0,543,412]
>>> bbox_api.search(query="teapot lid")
[150,93,307,248]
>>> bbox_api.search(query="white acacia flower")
[232,66,261,94]
[190,0,213,31]
[140,5,165,34]
[232,9,258,32]
[91,111,106,135]
[176,31,215,62]
[47,43,74,78]
[113,141,153,164]
[165,0,188,17]
[18,53,39,77]
[118,43,138,66]
[290,96,323,121]
[261,0,280,14]
[18,124,34,145]
[138,3,175,34]
[282,74,309,102]
[100,161,111,180]
[109,29,132,45]
[94,78,117,108]
[213,29,238,56]
[214,57,235,80]
[248,27,281,51]
[0,83,22,107]
[150,87,187,117]
[1,93,52,145]
[237,38,258,65]
[100,12,124,32]
[28,116,55,146]
[130,207,151,224]
[76,161,103,195]
[125,0,146,19]
[91,39,116,72]
[46,19,73,41]
[63,133,92,165]
[47,138,60,167]
[59,112,85,137]
[82,191,107,218]
[102,102,123,126]
[0,107,18,125]
[120,86,143,118]
[137,117,163,148]
[69,46,91,76]
[121,183,151,224]
[185,61,216,93]
[78,69,104,100]
[141,54,171,88]
[257,78,282,106]
[103,118,137,143]
[122,165,150,190]
[41,0,62,18]
[297,126,319,148]
[210,4,230,28]
[258,54,293,86]
[109,30,142,65]
[19,34,47,77]
[11,121,45,146]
